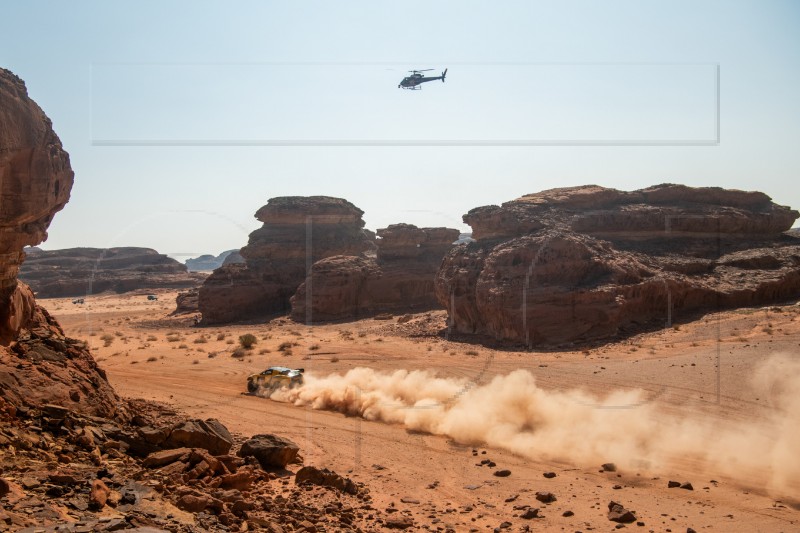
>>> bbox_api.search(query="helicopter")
[398,68,447,90]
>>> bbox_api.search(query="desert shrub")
[146,335,157,342]
[258,348,270,355]
[178,344,188,349]
[330,356,340,363]
[166,334,181,343]
[309,344,320,351]
[278,341,292,352]
[217,333,226,341]
[239,334,257,349]
[226,339,235,345]
[192,360,199,365]
[194,336,208,344]
[232,348,246,358]
[465,350,478,356]
[146,356,158,362]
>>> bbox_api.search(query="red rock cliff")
[0,68,122,418]
[436,184,800,346]
[0,68,73,342]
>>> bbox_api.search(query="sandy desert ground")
[45,290,800,532]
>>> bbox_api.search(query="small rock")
[668,480,681,488]
[494,469,511,477]
[89,479,110,510]
[520,508,539,519]
[385,515,414,529]
[607,501,637,523]
[680,482,694,490]
[400,497,420,504]
[602,463,617,472]
[535,492,557,504]
[562,510,574,517]
[543,472,556,478]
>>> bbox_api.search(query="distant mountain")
[185,249,244,271]
[19,247,206,298]
[456,232,474,244]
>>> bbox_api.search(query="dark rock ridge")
[0,68,73,342]
[199,196,373,324]
[19,247,206,298]
[185,249,243,271]
[291,223,460,321]
[435,184,800,345]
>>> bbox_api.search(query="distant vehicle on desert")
[146,294,158,301]
[71,298,84,304]
[247,366,304,393]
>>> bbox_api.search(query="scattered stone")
[494,469,512,477]
[385,515,414,529]
[400,497,420,504]
[295,466,359,495]
[602,463,617,472]
[668,480,681,488]
[543,472,556,478]
[89,479,110,509]
[562,510,574,517]
[520,508,540,519]
[680,482,694,490]
[238,434,300,468]
[535,492,557,504]
[607,501,637,523]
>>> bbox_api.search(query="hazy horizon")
[3,0,799,259]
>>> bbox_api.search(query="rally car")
[247,366,304,393]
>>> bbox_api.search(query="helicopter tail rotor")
[442,68,447,82]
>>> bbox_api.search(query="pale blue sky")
[2,0,799,259]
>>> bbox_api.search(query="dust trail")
[268,356,800,496]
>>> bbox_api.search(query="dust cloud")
[268,355,800,496]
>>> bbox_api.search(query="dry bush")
[239,333,258,349]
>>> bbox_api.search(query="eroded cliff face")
[0,68,123,418]
[199,196,373,324]
[0,68,73,342]
[290,224,460,321]
[435,184,800,346]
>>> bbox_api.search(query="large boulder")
[199,196,373,324]
[163,419,234,455]
[238,434,300,468]
[435,184,800,346]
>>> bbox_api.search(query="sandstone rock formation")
[0,68,73,341]
[0,68,123,417]
[199,196,373,324]
[435,184,800,346]
[19,247,206,298]
[291,224,460,321]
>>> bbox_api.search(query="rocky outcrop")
[0,68,124,418]
[1,68,73,341]
[173,287,199,315]
[291,224,459,321]
[19,247,206,298]
[199,196,373,324]
[185,249,243,271]
[435,184,800,346]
